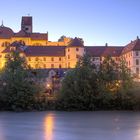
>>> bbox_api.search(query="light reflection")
[44,113,55,140]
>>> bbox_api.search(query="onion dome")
[0,24,14,38]
[67,37,84,47]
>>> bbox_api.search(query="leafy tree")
[58,55,99,110]
[1,50,43,111]
[98,56,119,93]
[118,57,133,90]
[58,35,66,42]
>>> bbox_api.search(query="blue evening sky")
[0,0,140,46]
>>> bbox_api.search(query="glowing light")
[44,113,54,140]
[47,84,51,88]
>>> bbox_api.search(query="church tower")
[21,16,32,33]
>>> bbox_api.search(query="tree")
[1,50,42,111]
[118,57,133,90]
[98,56,119,93]
[58,55,99,110]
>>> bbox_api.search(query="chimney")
[105,43,108,47]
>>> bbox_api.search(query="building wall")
[65,47,85,68]
[26,56,66,69]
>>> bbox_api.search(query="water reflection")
[44,113,55,140]
[0,122,5,140]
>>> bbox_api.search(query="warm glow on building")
[0,16,140,78]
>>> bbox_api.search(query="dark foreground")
[0,111,140,140]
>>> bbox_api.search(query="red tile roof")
[25,46,65,56]
[122,38,140,54]
[14,31,48,40]
[2,46,66,57]
[86,46,124,57]
[102,47,124,57]
[0,26,14,39]
[86,46,106,57]
[68,37,84,47]
[30,33,48,40]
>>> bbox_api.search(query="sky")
[0,0,140,46]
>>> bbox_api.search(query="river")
[0,111,140,140]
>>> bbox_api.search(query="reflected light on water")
[44,113,55,140]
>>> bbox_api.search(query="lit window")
[44,57,46,61]
[59,64,61,68]
[28,57,31,61]
[51,64,54,68]
[68,62,70,68]
[44,64,46,68]
[35,57,38,61]
[136,59,139,65]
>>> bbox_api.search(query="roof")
[68,37,84,47]
[86,46,106,57]
[25,46,66,56]
[0,26,14,39]
[86,46,124,57]
[102,47,124,57]
[14,31,48,40]
[122,38,140,54]
[2,46,66,57]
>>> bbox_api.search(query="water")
[0,111,140,140]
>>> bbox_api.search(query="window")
[68,49,70,52]
[2,42,10,47]
[51,57,54,61]
[136,51,139,56]
[51,64,54,68]
[28,57,31,61]
[68,55,70,59]
[35,64,38,69]
[59,64,62,68]
[76,48,79,51]
[59,57,61,61]
[76,54,80,59]
[136,67,139,74]
[68,62,70,68]
[44,64,46,68]
[35,57,38,61]
[43,57,46,61]
[136,59,139,65]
